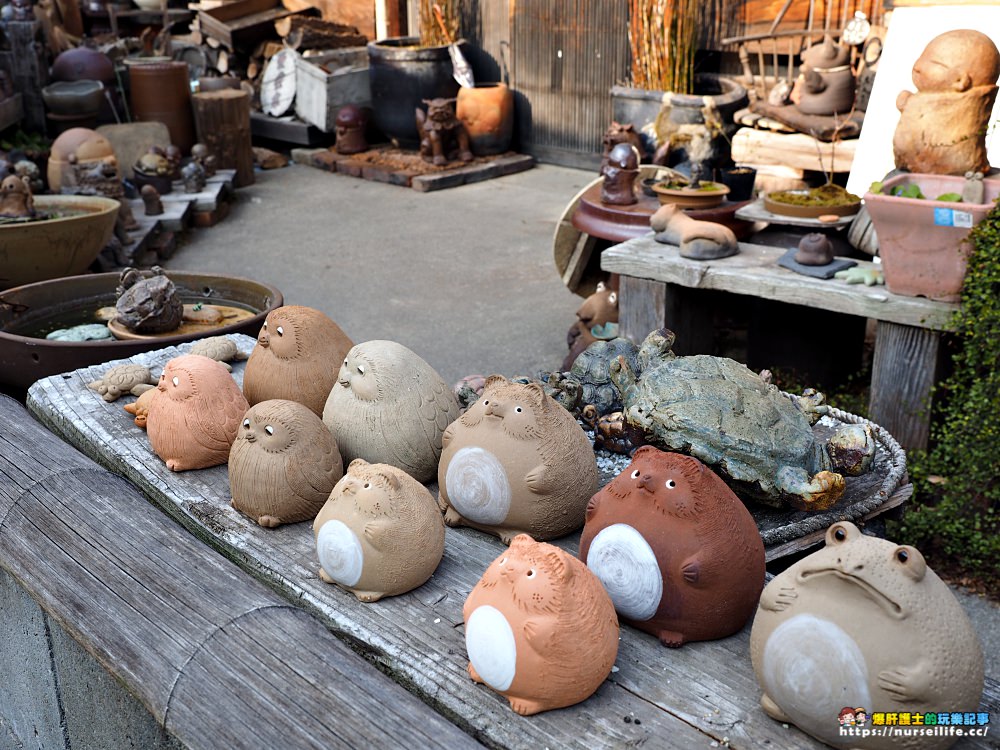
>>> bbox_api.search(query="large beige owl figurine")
[322,340,460,483]
[313,459,446,601]
[147,354,249,471]
[243,306,354,416]
[229,399,344,528]
[463,534,619,715]
[438,375,599,542]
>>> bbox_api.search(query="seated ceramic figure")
[0,174,34,218]
[797,36,855,116]
[894,29,1000,175]
[651,202,738,260]
[600,143,640,206]
[416,98,473,166]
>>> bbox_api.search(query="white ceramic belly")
[315,519,364,587]
[465,605,517,692]
[586,523,663,621]
[762,613,872,744]
[445,446,512,525]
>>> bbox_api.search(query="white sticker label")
[953,210,974,228]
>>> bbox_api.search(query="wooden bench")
[20,338,998,749]
[601,235,958,451]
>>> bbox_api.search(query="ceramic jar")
[457,82,514,155]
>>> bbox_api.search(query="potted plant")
[610,0,747,167]
[367,0,470,147]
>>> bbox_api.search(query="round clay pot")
[457,82,514,155]
[51,47,114,83]
[367,37,467,148]
[41,80,105,117]
[128,61,196,154]
[47,127,115,190]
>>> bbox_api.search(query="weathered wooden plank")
[731,126,857,173]
[601,236,958,330]
[619,275,666,344]
[0,395,478,750]
[561,232,600,290]
[868,321,942,451]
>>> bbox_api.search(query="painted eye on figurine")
[171,376,179,387]
[482,400,490,407]
[357,365,365,375]
[896,549,909,564]
[630,469,640,479]
[363,482,371,490]
[275,326,284,336]
[242,418,250,429]
[665,479,677,489]
[515,406,523,413]
[343,358,348,366]
[526,569,536,578]
[499,556,507,566]
[262,321,267,330]
[833,526,847,542]
[264,425,274,436]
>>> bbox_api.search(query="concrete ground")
[165,160,999,683]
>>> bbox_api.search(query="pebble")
[45,323,112,341]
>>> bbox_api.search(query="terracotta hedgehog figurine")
[87,363,157,402]
[243,306,354,416]
[147,354,248,471]
[579,446,765,647]
[438,375,599,543]
[314,459,445,602]
[463,534,619,715]
[322,340,460,483]
[230,399,343,528]
[750,522,984,750]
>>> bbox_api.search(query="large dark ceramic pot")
[367,36,469,148]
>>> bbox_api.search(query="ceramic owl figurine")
[750,522,984,750]
[313,459,445,601]
[464,534,619,715]
[579,447,765,647]
[438,375,599,543]
[147,354,249,471]
[229,399,344,528]
[243,306,354,416]
[322,340,460,483]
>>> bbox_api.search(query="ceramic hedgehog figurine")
[463,534,619,715]
[146,354,248,471]
[243,306,354,416]
[438,375,599,542]
[579,447,765,647]
[750,522,984,750]
[314,459,445,601]
[229,399,343,528]
[322,340,460,483]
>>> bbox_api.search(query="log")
[276,15,367,49]
[192,88,255,187]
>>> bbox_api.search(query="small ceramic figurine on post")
[229,399,344,528]
[334,105,369,155]
[0,174,35,218]
[579,447,765,647]
[750,522,984,750]
[313,459,445,602]
[463,534,619,715]
[599,142,640,206]
[416,98,473,166]
[438,375,599,542]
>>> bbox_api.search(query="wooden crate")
[293,48,370,132]
[197,0,314,50]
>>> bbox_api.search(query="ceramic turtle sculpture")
[189,336,249,371]
[610,329,875,512]
[115,266,183,334]
[555,336,640,418]
[87,363,157,402]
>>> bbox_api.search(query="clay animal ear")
[508,533,534,551]
[891,545,927,582]
[545,549,574,582]
[954,71,973,92]
[825,521,861,546]
[483,374,508,390]
[525,382,547,408]
[630,445,660,461]
[349,458,370,471]
[382,469,401,492]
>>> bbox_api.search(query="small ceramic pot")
[457,82,515,155]
[41,80,105,117]
[717,166,757,202]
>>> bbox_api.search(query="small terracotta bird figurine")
[230,399,344,528]
[243,306,354,416]
[322,340,460,483]
[147,354,249,471]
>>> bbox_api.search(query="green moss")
[770,184,861,206]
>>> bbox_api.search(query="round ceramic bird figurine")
[313,458,445,601]
[322,340,460,483]
[147,354,249,471]
[230,399,343,528]
[243,306,354,416]
[750,522,984,750]
[438,375,599,543]
[579,447,765,647]
[463,534,619,715]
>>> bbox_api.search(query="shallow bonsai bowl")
[652,181,730,208]
[763,192,861,218]
[0,271,282,392]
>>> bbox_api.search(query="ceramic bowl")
[652,181,730,209]
[41,80,105,117]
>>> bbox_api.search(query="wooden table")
[20,336,997,749]
[602,235,958,451]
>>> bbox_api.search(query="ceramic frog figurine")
[750,522,984,749]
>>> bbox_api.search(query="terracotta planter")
[128,61,196,153]
[864,173,1000,302]
[457,82,514,155]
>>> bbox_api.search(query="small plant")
[868,181,964,202]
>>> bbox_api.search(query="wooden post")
[191,89,255,188]
[1,21,47,132]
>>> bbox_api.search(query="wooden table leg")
[619,276,666,344]
[868,321,942,451]
[619,279,718,352]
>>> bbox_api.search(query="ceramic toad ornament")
[322,340,460,483]
[438,375,599,542]
[147,354,249,471]
[463,534,619,715]
[750,522,984,749]
[580,447,765,646]
[313,459,445,601]
[230,399,343,528]
[243,306,354,416]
